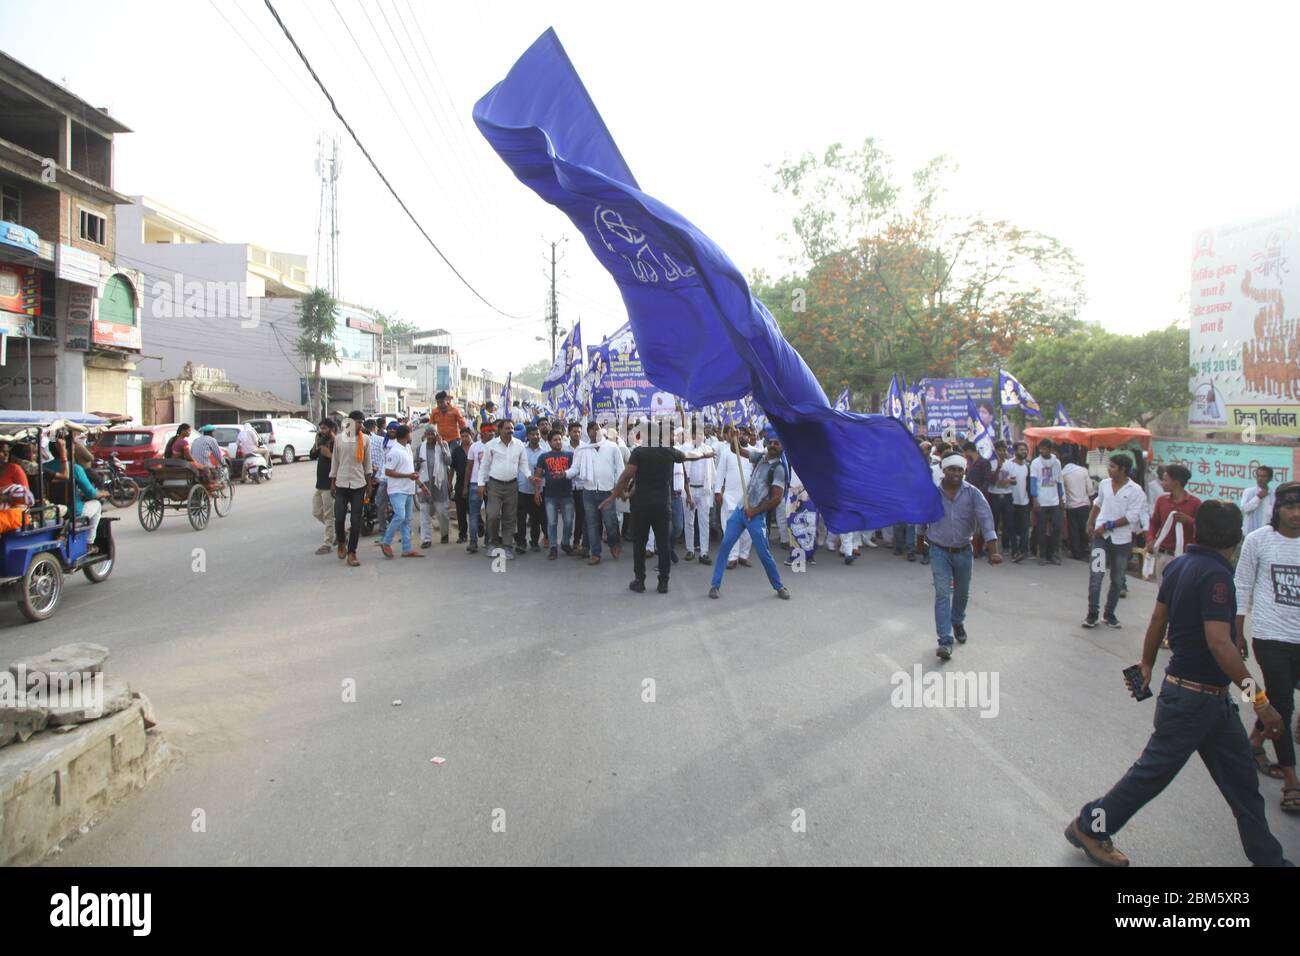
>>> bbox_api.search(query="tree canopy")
[1009,324,1192,428]
[753,139,1084,408]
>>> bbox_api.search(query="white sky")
[3,0,1298,377]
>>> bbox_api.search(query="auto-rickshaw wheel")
[188,484,212,531]
[83,531,115,582]
[18,551,63,621]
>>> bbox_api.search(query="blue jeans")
[711,507,784,591]
[467,483,481,546]
[382,492,413,551]
[1080,682,1289,866]
[545,496,574,551]
[892,522,916,555]
[1088,538,1132,617]
[582,489,620,556]
[670,495,685,557]
[929,544,972,644]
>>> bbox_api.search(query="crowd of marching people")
[305,390,1300,863]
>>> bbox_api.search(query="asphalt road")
[8,463,1297,866]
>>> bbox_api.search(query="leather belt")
[1164,675,1228,697]
[931,544,970,554]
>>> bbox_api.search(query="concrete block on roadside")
[46,676,132,727]
[0,708,49,749]
[9,643,109,682]
[131,690,157,730]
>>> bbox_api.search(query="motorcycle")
[240,448,273,484]
[91,452,140,508]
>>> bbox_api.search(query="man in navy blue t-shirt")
[1066,500,1290,867]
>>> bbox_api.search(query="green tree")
[296,288,339,422]
[513,357,554,390]
[753,139,1085,407]
[1010,324,1192,427]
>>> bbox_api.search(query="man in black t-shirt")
[1066,500,1289,867]
[312,419,336,555]
[451,427,471,543]
[601,419,714,593]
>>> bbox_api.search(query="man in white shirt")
[464,432,487,553]
[1240,465,1277,538]
[1030,439,1065,565]
[1062,451,1096,560]
[713,432,754,567]
[479,419,529,558]
[1234,480,1300,807]
[380,425,426,559]
[1081,454,1146,628]
[681,425,717,564]
[1001,442,1031,562]
[567,420,625,564]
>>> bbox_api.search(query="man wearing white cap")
[917,452,1002,660]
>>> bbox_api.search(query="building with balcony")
[0,51,144,417]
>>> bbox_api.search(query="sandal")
[1253,747,1285,780]
[1282,787,1300,813]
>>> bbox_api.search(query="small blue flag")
[999,370,1041,416]
[1054,402,1074,427]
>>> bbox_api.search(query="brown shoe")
[346,553,360,567]
[726,560,737,570]
[316,545,333,555]
[401,551,426,558]
[337,545,346,560]
[1064,818,1129,867]
[610,545,621,560]
[587,555,601,566]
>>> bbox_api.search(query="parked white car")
[245,418,317,464]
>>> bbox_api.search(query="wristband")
[1104,520,1115,531]
[1252,690,1270,710]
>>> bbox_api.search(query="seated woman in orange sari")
[0,440,32,532]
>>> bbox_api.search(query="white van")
[245,418,318,464]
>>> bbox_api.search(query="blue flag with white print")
[1054,402,1074,427]
[998,369,1041,416]
[833,386,851,413]
[473,29,940,530]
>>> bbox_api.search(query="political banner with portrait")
[1189,210,1300,436]
[920,377,994,437]
[587,322,677,418]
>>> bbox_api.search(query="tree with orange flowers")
[753,140,1084,408]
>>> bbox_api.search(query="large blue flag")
[473,30,940,529]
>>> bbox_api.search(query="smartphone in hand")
[1122,664,1152,701]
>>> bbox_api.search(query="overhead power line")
[261,0,529,319]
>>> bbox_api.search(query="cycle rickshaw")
[137,454,234,532]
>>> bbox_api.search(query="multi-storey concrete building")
[0,51,143,416]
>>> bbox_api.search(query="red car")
[91,424,182,478]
